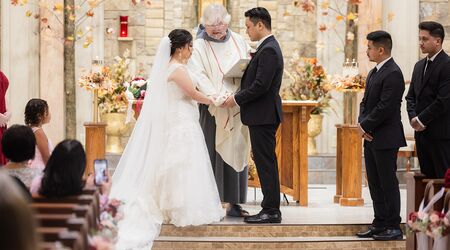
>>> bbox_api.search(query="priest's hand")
[221,95,237,108]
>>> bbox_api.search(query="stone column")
[41,0,65,143]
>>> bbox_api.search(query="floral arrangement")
[407,211,450,238]
[330,74,366,91]
[88,198,125,250]
[78,50,133,113]
[125,77,147,100]
[282,54,333,114]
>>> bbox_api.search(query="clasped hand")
[357,123,373,142]
[209,92,231,107]
[0,112,11,127]
[410,117,426,132]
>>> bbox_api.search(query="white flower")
[125,90,135,100]
[133,79,147,87]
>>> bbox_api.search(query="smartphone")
[94,159,108,186]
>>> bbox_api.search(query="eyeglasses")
[205,22,227,28]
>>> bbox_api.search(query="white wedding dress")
[110,37,224,250]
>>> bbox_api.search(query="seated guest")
[25,98,53,170]
[31,139,111,199]
[0,171,40,250]
[2,125,41,188]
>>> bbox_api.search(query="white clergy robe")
[188,30,250,172]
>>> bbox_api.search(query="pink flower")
[109,199,121,207]
[90,236,113,250]
[115,211,124,220]
[430,213,440,223]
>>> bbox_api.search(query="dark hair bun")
[168,29,193,56]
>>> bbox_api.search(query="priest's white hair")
[201,4,231,25]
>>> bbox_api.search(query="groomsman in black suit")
[222,7,283,223]
[356,31,406,240]
[406,21,450,178]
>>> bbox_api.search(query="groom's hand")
[221,95,237,108]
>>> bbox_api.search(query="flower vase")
[308,114,323,155]
[343,90,359,125]
[101,112,132,154]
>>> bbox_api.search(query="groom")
[222,7,283,223]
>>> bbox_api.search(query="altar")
[249,100,318,206]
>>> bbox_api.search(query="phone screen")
[94,159,108,186]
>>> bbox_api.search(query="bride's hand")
[209,93,230,107]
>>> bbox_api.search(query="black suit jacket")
[235,36,283,126]
[405,50,450,139]
[358,58,407,150]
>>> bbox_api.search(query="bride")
[110,29,225,249]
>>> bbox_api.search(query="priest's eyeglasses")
[205,22,226,28]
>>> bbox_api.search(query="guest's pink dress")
[29,127,53,170]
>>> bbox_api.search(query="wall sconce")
[120,16,128,37]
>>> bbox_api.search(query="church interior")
[1,0,450,249]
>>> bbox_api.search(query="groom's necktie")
[366,67,378,89]
[423,58,432,76]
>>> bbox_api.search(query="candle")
[92,57,104,73]
[120,16,128,37]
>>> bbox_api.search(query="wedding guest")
[31,139,111,200]
[356,31,405,240]
[406,21,450,178]
[0,171,40,250]
[25,98,53,170]
[0,71,12,165]
[2,125,40,188]
[188,4,250,217]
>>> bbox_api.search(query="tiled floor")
[223,185,407,225]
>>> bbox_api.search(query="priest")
[188,4,251,217]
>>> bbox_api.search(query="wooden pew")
[37,227,83,250]
[32,188,102,249]
[32,193,100,221]
[36,214,88,249]
[31,202,96,228]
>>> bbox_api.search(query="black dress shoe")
[356,225,385,238]
[373,228,403,241]
[244,211,282,223]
